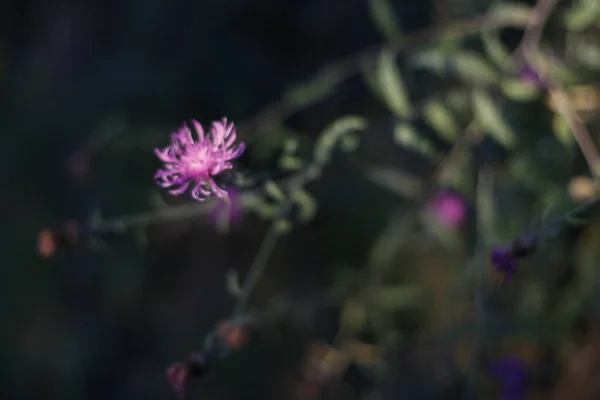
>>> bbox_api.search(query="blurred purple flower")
[429,191,467,228]
[519,66,542,85]
[154,118,246,201]
[491,247,518,282]
[490,356,528,400]
[209,187,245,226]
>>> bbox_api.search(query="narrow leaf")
[368,0,401,39]
[472,90,516,148]
[376,50,414,119]
[500,78,541,101]
[422,99,461,142]
[451,51,500,84]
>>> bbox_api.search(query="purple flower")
[154,118,246,201]
[519,66,541,85]
[491,247,518,282]
[428,191,467,228]
[490,357,528,400]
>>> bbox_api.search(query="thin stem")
[88,201,214,234]
[240,9,531,138]
[514,0,600,180]
[231,199,293,317]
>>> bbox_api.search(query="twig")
[240,9,532,139]
[514,0,600,180]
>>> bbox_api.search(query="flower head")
[428,191,467,228]
[154,118,245,201]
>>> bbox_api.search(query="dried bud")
[216,320,250,350]
[166,362,188,399]
[36,221,82,258]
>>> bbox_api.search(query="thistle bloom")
[428,191,467,228]
[154,118,245,201]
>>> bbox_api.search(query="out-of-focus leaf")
[273,219,293,234]
[340,297,368,335]
[451,51,500,84]
[472,90,516,148]
[340,134,360,152]
[283,138,299,154]
[552,113,575,148]
[264,181,286,202]
[314,116,368,164]
[490,2,533,24]
[481,30,511,69]
[376,50,414,119]
[278,155,304,170]
[364,165,424,200]
[393,122,440,158]
[292,188,317,223]
[368,0,401,39]
[574,41,600,69]
[283,74,338,107]
[500,78,541,101]
[539,55,579,85]
[422,99,461,142]
[411,49,447,74]
[226,270,243,298]
[370,285,423,310]
[563,2,600,32]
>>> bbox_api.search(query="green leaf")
[273,219,293,234]
[291,188,318,223]
[564,3,600,32]
[422,99,461,142]
[472,90,516,148]
[481,30,511,69]
[368,0,401,39]
[283,75,338,107]
[574,41,600,70]
[410,49,447,74]
[451,51,500,84]
[393,122,440,158]
[370,285,423,310]
[314,115,368,164]
[264,181,286,202]
[376,50,414,119]
[552,113,575,148]
[490,2,533,25]
[500,78,541,101]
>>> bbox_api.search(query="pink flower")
[429,191,467,228]
[154,118,245,201]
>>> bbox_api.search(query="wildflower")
[215,319,250,350]
[154,118,246,201]
[428,191,467,228]
[491,247,518,282]
[489,356,528,400]
[519,66,541,86]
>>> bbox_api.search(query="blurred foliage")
[8,0,600,399]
